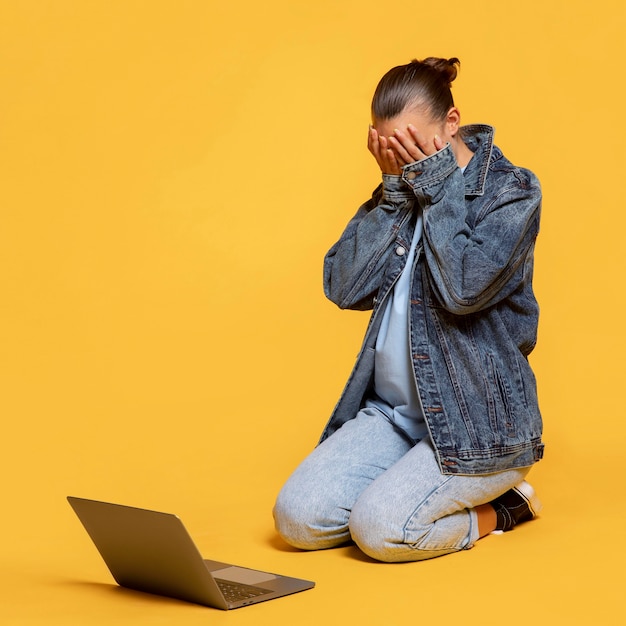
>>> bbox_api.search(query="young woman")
[274,57,544,562]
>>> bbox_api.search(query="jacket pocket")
[487,354,518,439]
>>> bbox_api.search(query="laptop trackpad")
[213,566,278,585]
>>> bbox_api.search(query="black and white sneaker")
[491,481,543,532]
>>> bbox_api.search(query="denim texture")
[320,125,544,475]
[274,407,529,562]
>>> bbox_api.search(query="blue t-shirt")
[366,166,467,441]
[365,211,428,441]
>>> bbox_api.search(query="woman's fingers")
[390,127,425,163]
[368,126,401,175]
[370,124,445,174]
[407,124,445,156]
[379,136,401,175]
[405,124,427,153]
[368,125,382,159]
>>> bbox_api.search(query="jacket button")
[396,246,405,256]
[406,171,419,180]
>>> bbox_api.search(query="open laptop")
[67,496,314,610]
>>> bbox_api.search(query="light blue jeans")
[274,408,530,562]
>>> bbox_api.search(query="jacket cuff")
[382,174,413,202]
[401,144,458,189]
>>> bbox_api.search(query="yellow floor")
[3,445,624,626]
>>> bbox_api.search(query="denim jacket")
[320,125,544,475]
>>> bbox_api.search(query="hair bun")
[419,57,460,86]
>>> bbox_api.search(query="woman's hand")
[368,125,402,175]
[368,123,445,174]
[388,124,445,167]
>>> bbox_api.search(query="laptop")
[67,496,315,610]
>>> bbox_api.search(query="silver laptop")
[67,496,314,610]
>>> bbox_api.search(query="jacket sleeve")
[403,145,542,315]
[323,176,414,311]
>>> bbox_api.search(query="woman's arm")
[322,126,418,310]
[323,181,413,310]
[404,146,542,315]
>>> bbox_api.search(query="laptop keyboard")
[214,578,273,603]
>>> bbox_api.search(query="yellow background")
[1,1,624,624]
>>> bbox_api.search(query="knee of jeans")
[349,496,436,563]
[273,486,346,551]
[348,497,399,562]
[273,488,311,548]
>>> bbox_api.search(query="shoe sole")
[513,480,543,517]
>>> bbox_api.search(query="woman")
[274,57,544,562]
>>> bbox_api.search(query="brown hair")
[371,57,460,122]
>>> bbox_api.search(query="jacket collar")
[460,124,495,197]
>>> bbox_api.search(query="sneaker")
[491,481,542,532]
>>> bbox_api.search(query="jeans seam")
[402,475,455,549]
